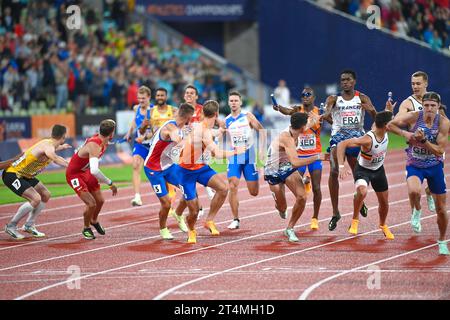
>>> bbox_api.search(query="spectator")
[430,30,443,50]
[274,79,290,106]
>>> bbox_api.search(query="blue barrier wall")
[259,0,450,123]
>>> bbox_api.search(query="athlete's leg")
[131,154,144,205]
[353,184,367,220]
[90,189,105,224]
[228,176,241,220]
[77,191,97,229]
[434,194,448,241]
[407,176,422,211]
[376,190,389,226]
[310,168,322,220]
[328,147,340,216]
[205,174,228,222]
[9,187,41,227]
[24,182,50,228]
[284,171,307,229]
[268,183,287,215]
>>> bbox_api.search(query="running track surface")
[0,149,449,300]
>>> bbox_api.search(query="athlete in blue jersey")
[225,91,266,229]
[388,92,450,255]
[124,86,153,206]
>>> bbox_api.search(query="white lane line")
[298,235,450,300]
[153,212,441,301]
[13,196,415,300]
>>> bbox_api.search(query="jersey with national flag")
[296,105,322,156]
[144,120,182,171]
[67,134,107,174]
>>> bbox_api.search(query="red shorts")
[66,170,100,195]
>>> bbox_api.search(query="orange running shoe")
[187,229,197,244]
[204,220,220,236]
[348,219,359,235]
[380,225,394,240]
[310,218,319,230]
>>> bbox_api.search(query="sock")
[24,202,46,228]
[135,193,141,200]
[9,202,34,227]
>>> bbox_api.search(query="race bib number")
[231,133,249,148]
[12,179,21,190]
[412,146,432,160]
[153,184,162,194]
[297,133,316,151]
[70,178,80,189]
[341,111,360,127]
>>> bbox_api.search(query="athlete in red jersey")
[66,119,118,240]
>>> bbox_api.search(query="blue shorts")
[133,143,149,160]
[179,165,217,201]
[227,163,259,181]
[406,162,446,195]
[297,155,323,174]
[330,130,364,158]
[144,165,180,198]
[264,168,297,186]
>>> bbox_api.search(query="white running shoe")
[23,225,46,238]
[5,225,25,240]
[205,186,216,200]
[171,211,188,232]
[131,195,143,206]
[227,219,240,229]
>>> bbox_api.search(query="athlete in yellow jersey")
[3,125,71,239]
[151,88,184,228]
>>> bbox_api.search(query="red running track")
[0,149,449,300]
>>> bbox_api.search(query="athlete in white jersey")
[225,91,266,230]
[337,111,394,239]
[321,70,377,231]
[264,113,329,242]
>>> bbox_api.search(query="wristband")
[339,165,345,168]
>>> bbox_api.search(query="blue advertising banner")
[0,117,32,141]
[136,0,256,21]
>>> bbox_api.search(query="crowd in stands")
[0,0,237,115]
[317,0,450,52]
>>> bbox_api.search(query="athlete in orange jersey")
[176,100,245,244]
[273,87,323,230]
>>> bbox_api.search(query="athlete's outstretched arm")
[87,142,117,195]
[43,144,69,167]
[415,118,450,157]
[336,136,371,179]
[0,153,23,170]
[203,129,245,158]
[387,112,418,142]
[281,134,327,168]
[247,112,267,163]
[321,95,337,124]
[360,94,377,119]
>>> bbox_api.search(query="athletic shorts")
[227,163,259,181]
[66,170,100,195]
[264,167,297,186]
[133,143,150,160]
[297,155,322,174]
[353,163,388,192]
[144,165,181,198]
[330,130,364,158]
[178,165,217,201]
[2,170,40,196]
[406,162,446,195]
